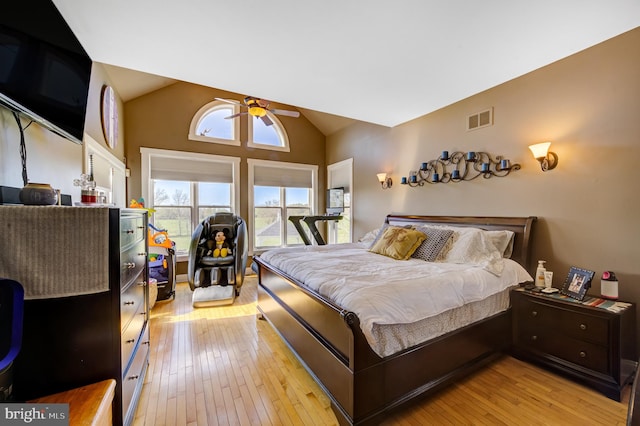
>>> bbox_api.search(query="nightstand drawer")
[516,330,609,374]
[517,298,557,328]
[519,296,610,345]
[557,309,609,345]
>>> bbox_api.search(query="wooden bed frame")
[254,215,536,425]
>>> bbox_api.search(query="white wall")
[0,62,126,202]
[0,106,82,198]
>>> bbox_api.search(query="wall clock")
[100,85,119,149]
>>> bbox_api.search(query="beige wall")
[0,62,124,199]
[124,81,327,228]
[328,28,640,304]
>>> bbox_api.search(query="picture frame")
[561,266,595,300]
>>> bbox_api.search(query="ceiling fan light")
[248,106,266,117]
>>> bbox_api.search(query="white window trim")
[188,100,241,146]
[140,147,241,214]
[247,158,318,254]
[327,157,354,243]
[247,112,291,152]
[83,133,127,208]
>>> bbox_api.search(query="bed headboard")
[384,215,537,271]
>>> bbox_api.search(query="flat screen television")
[326,187,344,215]
[0,0,92,144]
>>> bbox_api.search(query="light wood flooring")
[134,277,631,425]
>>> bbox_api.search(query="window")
[188,100,240,146]
[141,148,240,256]
[248,159,318,252]
[247,113,290,152]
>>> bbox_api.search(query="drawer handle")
[531,310,538,317]
[138,281,147,287]
[138,252,147,257]
[580,324,587,330]
[531,335,538,341]
[125,339,135,344]
[143,341,150,345]
[127,375,140,380]
[124,301,135,305]
[579,351,587,358]
[123,262,136,269]
[125,229,134,234]
[137,226,145,230]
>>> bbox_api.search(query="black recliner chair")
[187,213,247,307]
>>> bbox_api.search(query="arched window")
[188,100,241,146]
[247,112,290,152]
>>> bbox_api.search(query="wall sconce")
[377,173,392,189]
[528,142,558,171]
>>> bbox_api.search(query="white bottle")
[535,260,546,287]
[601,271,618,300]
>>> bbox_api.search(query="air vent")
[467,108,493,131]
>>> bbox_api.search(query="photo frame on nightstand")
[561,266,595,300]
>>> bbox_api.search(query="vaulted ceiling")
[53,0,640,132]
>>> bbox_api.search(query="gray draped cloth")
[0,205,110,299]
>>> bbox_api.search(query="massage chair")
[187,213,247,307]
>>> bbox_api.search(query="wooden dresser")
[10,207,149,426]
[511,288,637,401]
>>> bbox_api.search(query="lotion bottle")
[535,260,546,287]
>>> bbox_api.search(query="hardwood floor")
[134,277,631,425]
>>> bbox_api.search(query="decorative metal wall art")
[401,151,520,187]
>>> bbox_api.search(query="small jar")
[601,271,618,300]
[81,189,98,203]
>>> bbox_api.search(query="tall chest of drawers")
[9,207,149,426]
[511,289,636,401]
[119,209,150,425]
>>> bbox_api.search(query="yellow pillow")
[369,226,426,260]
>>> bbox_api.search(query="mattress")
[371,288,512,357]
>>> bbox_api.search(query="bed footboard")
[256,258,363,421]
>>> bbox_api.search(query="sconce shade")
[529,142,551,159]
[377,172,392,189]
[529,142,558,171]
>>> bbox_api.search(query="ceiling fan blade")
[260,115,274,126]
[270,108,300,118]
[215,97,242,105]
[224,112,247,119]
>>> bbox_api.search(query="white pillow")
[485,230,515,258]
[358,228,380,245]
[425,224,514,258]
[433,227,505,275]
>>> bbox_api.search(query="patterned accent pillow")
[369,226,426,260]
[368,223,412,248]
[411,227,455,262]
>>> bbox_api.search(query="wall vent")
[467,108,493,131]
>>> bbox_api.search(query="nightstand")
[511,288,637,401]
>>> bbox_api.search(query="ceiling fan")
[216,96,300,126]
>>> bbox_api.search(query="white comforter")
[259,242,532,350]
